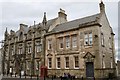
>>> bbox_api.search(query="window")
[18,44,23,54]
[66,36,70,48]
[27,43,32,54]
[11,46,14,55]
[103,60,105,68]
[101,33,104,46]
[19,32,23,40]
[65,57,69,68]
[59,38,63,49]
[28,46,32,53]
[74,56,79,68]
[36,41,42,52]
[48,40,52,50]
[84,32,93,46]
[27,61,31,70]
[72,35,77,48]
[89,33,93,45]
[84,33,89,45]
[48,58,52,68]
[109,37,112,48]
[18,48,22,54]
[36,61,39,70]
[57,57,61,69]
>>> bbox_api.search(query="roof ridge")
[56,13,100,27]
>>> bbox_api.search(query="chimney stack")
[58,8,67,20]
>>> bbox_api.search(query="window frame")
[74,56,79,69]
[65,36,70,49]
[65,57,69,69]
[48,57,52,69]
[84,32,93,46]
[56,57,61,69]
[72,35,77,48]
[48,39,52,50]
[59,37,64,49]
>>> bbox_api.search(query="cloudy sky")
[0,0,119,61]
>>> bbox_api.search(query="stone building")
[2,1,116,78]
[2,9,67,76]
[117,60,120,76]
[45,1,116,78]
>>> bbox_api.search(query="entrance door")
[86,62,94,78]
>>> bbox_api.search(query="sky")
[0,0,119,61]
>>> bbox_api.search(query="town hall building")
[2,1,116,78]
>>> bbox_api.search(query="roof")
[15,17,57,37]
[48,13,100,34]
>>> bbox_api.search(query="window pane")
[59,38,63,48]
[84,34,88,45]
[66,36,70,48]
[57,57,61,68]
[89,33,92,45]
[65,57,69,68]
[48,58,52,68]
[48,40,52,50]
[74,56,79,68]
[72,35,77,48]
[101,34,104,46]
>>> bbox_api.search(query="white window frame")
[89,32,93,46]
[36,41,42,52]
[65,57,69,69]
[48,57,52,69]
[74,56,79,69]
[72,35,77,48]
[84,33,89,46]
[56,57,61,69]
[66,36,70,48]
[84,32,93,46]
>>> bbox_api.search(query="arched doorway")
[83,52,95,79]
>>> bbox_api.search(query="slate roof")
[49,13,101,34]
[15,17,58,36]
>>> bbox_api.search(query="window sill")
[65,68,69,69]
[74,67,79,69]
[84,45,92,48]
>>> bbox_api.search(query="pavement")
[1,75,120,80]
